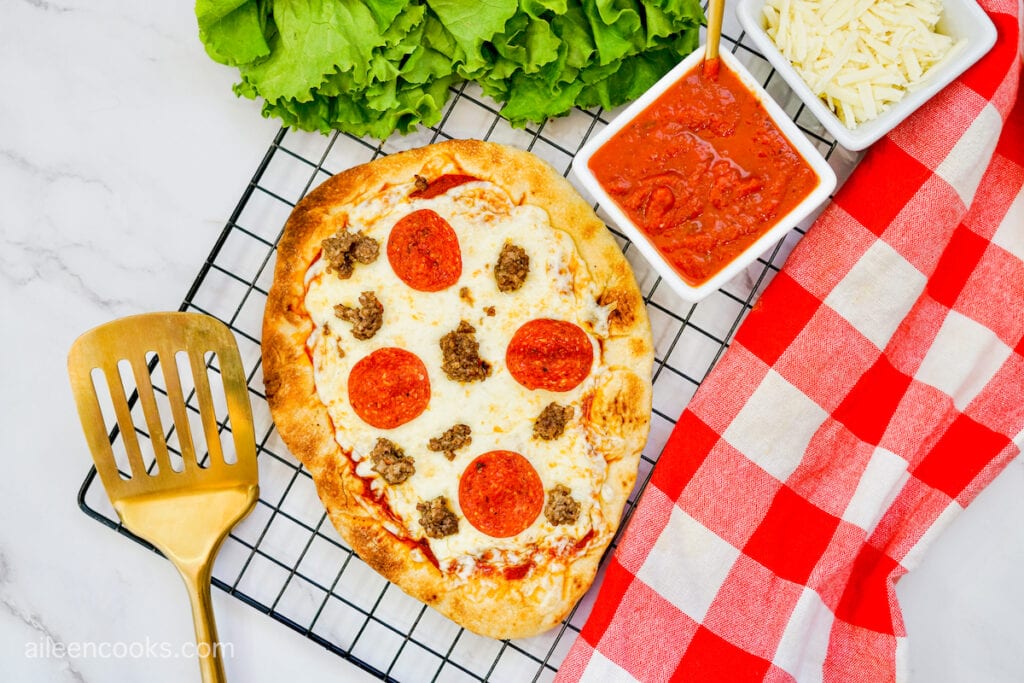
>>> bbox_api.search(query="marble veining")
[0,550,88,683]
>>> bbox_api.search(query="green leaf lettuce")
[195,0,704,138]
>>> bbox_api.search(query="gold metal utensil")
[68,312,259,683]
[703,0,727,78]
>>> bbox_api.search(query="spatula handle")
[179,560,226,683]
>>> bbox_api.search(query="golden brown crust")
[263,139,653,640]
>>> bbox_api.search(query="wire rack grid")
[78,14,857,683]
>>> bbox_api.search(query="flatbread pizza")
[263,139,653,639]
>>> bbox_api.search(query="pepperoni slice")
[387,209,462,292]
[505,319,594,392]
[458,450,544,538]
[409,174,479,199]
[348,347,430,429]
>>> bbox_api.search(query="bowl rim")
[735,0,998,151]
[572,46,837,304]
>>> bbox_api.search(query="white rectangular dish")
[572,47,836,304]
[736,0,997,151]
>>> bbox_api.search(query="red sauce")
[589,61,818,286]
[573,528,596,553]
[410,538,440,569]
[503,562,533,581]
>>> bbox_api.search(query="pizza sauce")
[588,60,818,285]
[409,173,480,199]
[302,170,613,578]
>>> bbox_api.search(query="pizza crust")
[263,139,653,639]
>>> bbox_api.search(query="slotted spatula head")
[69,312,258,500]
[68,312,259,683]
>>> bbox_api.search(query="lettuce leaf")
[426,0,519,74]
[198,0,272,66]
[195,0,704,138]
[237,0,388,102]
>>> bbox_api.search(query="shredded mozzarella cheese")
[763,0,964,127]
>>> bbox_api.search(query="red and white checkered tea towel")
[557,2,1023,681]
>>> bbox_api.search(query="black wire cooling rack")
[78,18,854,682]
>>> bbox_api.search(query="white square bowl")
[736,0,997,151]
[572,47,837,304]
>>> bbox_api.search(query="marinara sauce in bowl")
[573,47,836,303]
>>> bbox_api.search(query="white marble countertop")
[2,2,1022,682]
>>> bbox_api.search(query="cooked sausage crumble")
[334,291,383,340]
[428,423,472,461]
[417,496,458,538]
[369,438,415,485]
[533,402,574,440]
[321,228,379,279]
[544,485,581,526]
[494,242,530,292]
[440,321,491,382]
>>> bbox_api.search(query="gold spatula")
[68,312,259,683]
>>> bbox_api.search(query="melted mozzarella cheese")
[304,179,613,572]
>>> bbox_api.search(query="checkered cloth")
[557,2,1023,681]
